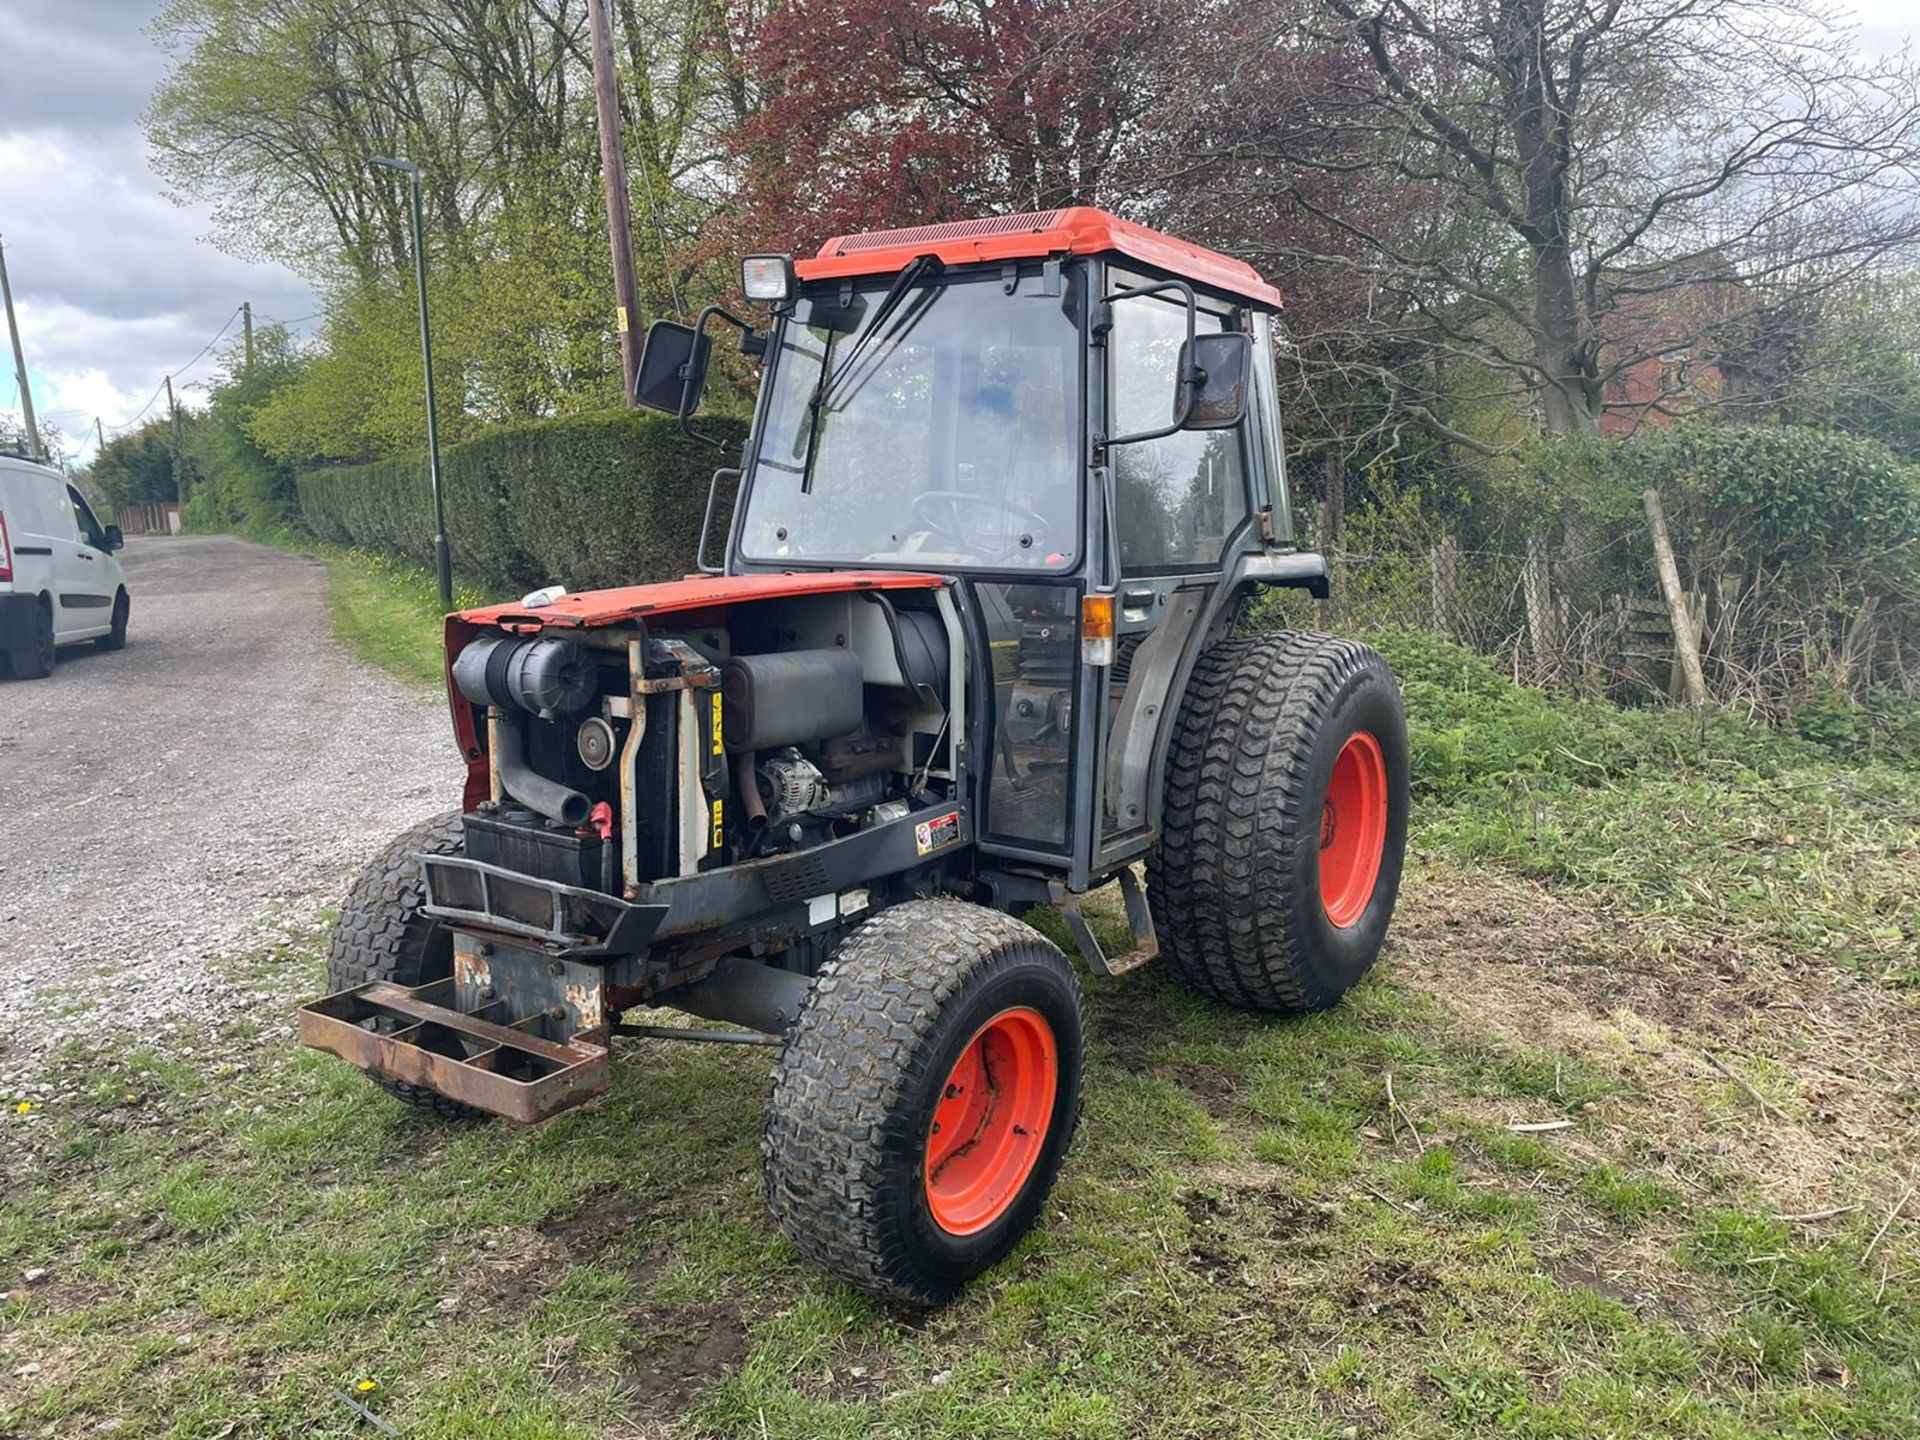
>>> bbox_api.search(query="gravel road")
[0,535,457,1077]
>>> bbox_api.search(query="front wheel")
[324,811,483,1119]
[96,590,129,651]
[1148,631,1409,1013]
[762,899,1086,1305]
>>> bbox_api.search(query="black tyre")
[763,899,1086,1305]
[13,598,55,679]
[1148,632,1409,1013]
[96,589,128,651]
[324,811,482,1119]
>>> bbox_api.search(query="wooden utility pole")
[94,416,105,453]
[242,301,254,374]
[166,373,189,504]
[1643,487,1707,708]
[0,233,43,461]
[586,0,642,405]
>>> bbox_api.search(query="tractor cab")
[640,209,1327,905]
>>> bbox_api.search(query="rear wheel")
[1148,631,1408,1013]
[96,590,128,651]
[11,598,56,680]
[324,811,482,1119]
[763,899,1086,1304]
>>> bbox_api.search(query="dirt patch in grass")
[620,1299,750,1417]
[1394,866,1920,1218]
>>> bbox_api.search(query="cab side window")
[1108,294,1250,573]
[68,485,107,549]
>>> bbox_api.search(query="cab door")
[1088,272,1258,874]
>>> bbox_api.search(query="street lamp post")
[371,155,451,606]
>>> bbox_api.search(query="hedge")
[296,410,749,592]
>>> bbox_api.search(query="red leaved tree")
[726,0,1169,254]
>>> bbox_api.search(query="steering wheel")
[910,490,1052,561]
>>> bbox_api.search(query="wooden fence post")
[1642,487,1708,708]
[1523,537,1561,671]
[1431,535,1459,638]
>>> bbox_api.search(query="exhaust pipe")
[492,716,590,828]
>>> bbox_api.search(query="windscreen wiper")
[812,253,944,414]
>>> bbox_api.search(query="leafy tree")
[728,0,1169,249]
[90,423,179,508]
[179,326,309,534]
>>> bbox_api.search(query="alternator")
[757,750,831,821]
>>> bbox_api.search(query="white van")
[0,451,130,679]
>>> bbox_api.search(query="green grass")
[321,547,496,689]
[1363,626,1920,969]
[5,941,1916,1439]
[29,545,1901,1434]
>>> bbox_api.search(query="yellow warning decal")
[710,691,724,755]
[710,797,725,849]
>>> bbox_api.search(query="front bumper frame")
[418,852,668,957]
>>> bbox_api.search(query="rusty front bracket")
[299,979,609,1122]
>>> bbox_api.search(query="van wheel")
[13,599,56,679]
[96,590,129,651]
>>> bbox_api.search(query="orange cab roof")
[795,207,1283,310]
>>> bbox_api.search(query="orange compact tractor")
[302,210,1409,1303]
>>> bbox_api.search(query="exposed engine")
[447,590,953,897]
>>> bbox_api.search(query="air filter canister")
[452,634,598,719]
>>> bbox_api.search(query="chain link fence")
[1266,453,1920,716]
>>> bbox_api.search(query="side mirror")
[1176,333,1252,429]
[636,320,711,416]
[102,524,124,553]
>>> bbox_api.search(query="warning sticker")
[914,810,962,856]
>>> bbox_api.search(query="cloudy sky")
[0,0,1914,468]
[0,0,316,466]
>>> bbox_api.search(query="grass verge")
[11,544,1905,1435]
[4,919,1915,1439]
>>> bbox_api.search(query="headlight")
[741,254,795,303]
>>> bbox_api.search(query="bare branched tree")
[1144,0,1920,441]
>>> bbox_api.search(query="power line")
[106,304,243,435]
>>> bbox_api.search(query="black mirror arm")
[665,305,760,451]
[1095,279,1198,451]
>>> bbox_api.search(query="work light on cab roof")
[300,206,1410,1309]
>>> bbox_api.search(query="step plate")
[299,980,609,1123]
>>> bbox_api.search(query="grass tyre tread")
[1147,630,1408,1014]
[763,899,1086,1305]
[324,810,481,1120]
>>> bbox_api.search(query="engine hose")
[737,749,768,834]
[492,716,590,828]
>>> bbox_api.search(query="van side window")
[68,485,107,549]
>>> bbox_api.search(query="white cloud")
[0,1,317,465]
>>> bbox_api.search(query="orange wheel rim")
[924,1006,1058,1236]
[1319,731,1388,929]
